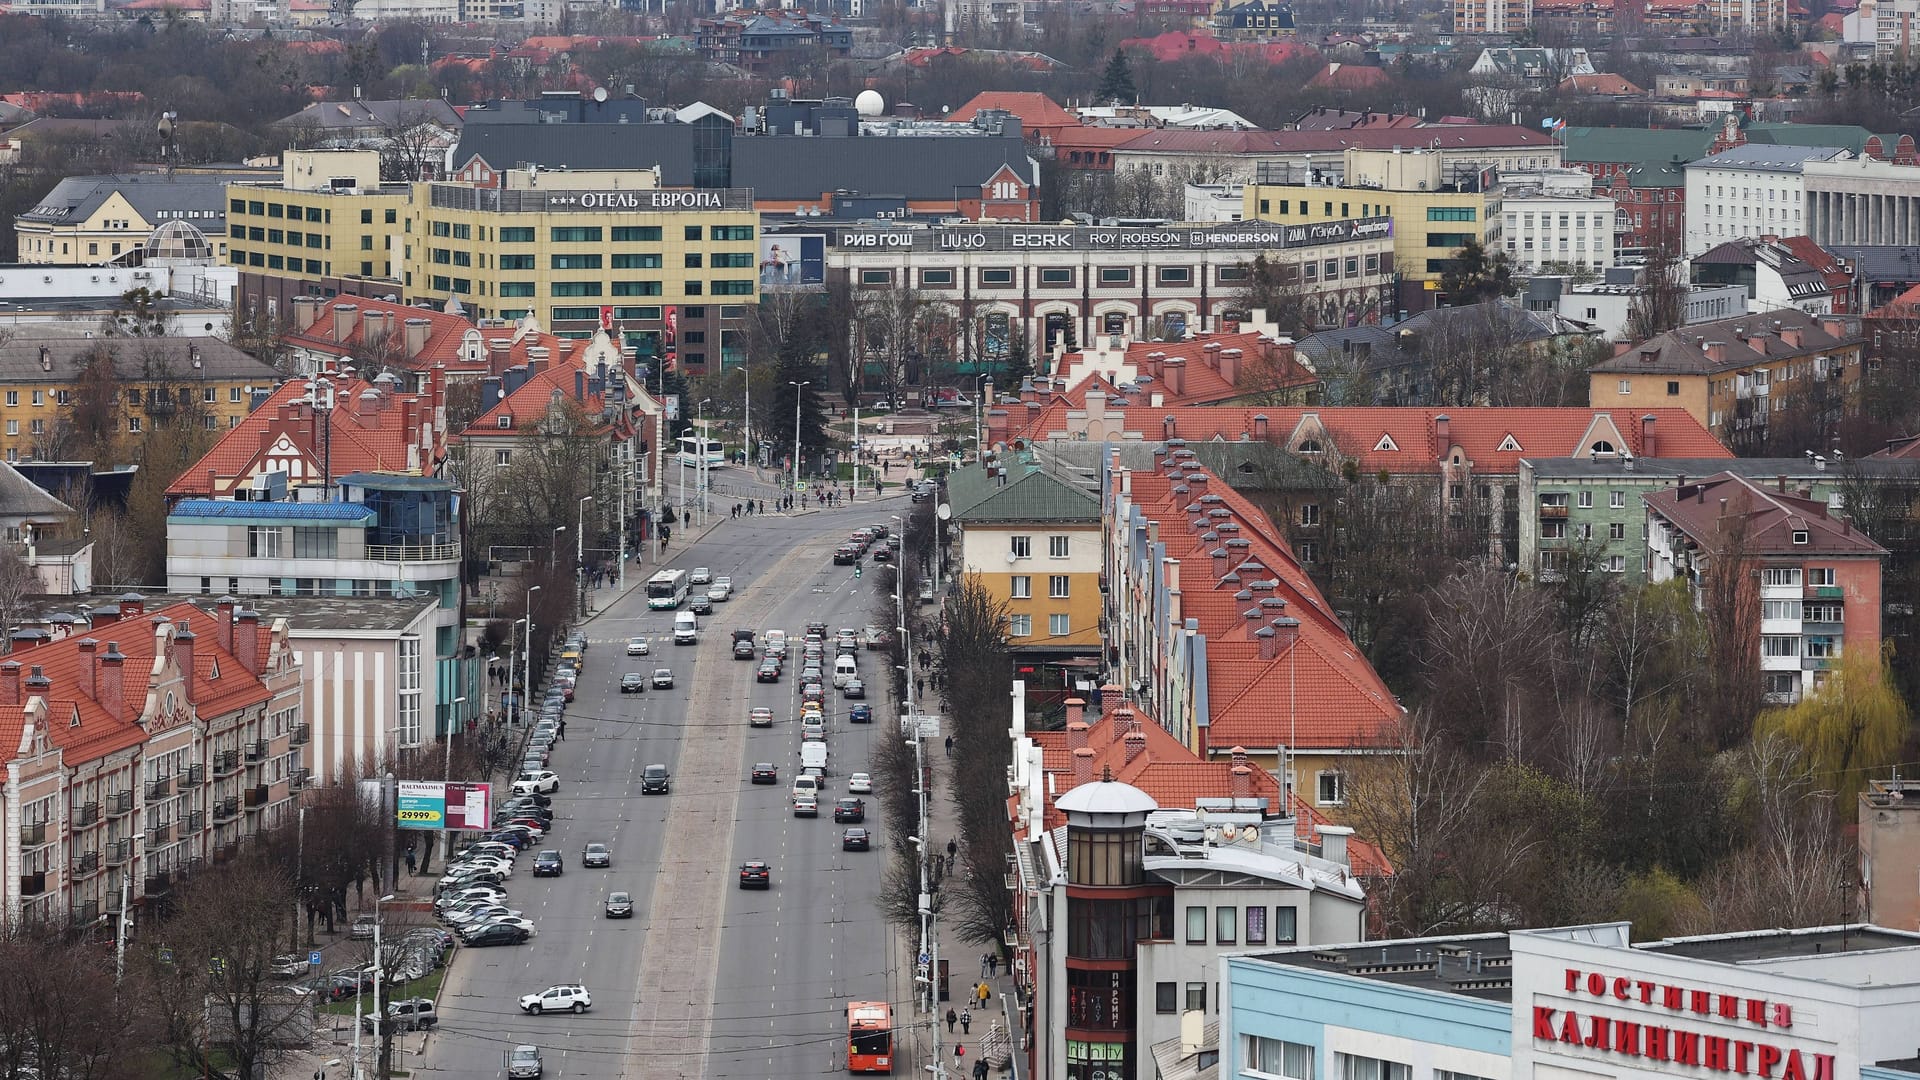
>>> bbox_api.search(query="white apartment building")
[1556,281,1748,340]
[1844,0,1920,56]
[1804,155,1920,247]
[1501,170,1617,271]
[1684,143,1850,256]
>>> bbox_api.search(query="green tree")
[1095,50,1137,105]
[1755,646,1908,799]
[1437,237,1515,306]
[769,336,830,471]
[998,330,1033,391]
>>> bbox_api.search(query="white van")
[673,611,698,645]
[791,774,820,801]
[800,741,828,775]
[832,654,858,688]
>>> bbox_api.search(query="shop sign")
[825,217,1392,253]
[1533,967,1833,1080]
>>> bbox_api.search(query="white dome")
[1056,778,1158,817]
[854,90,885,117]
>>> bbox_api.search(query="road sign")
[309,951,323,967]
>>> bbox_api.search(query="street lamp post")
[575,496,594,617]
[506,617,528,729]
[522,587,542,729]
[114,831,145,983]
[550,526,567,574]
[697,398,712,524]
[442,694,466,877]
[851,400,861,503]
[788,380,808,510]
[356,892,396,1080]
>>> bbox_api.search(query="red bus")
[847,1000,893,1073]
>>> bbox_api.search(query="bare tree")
[0,920,146,1080]
[0,546,36,653]
[1417,563,1561,764]
[937,575,1016,948]
[1684,734,1854,932]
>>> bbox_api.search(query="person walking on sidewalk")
[974,1058,990,1080]
[960,1008,972,1035]
[988,952,999,976]
[977,981,990,1007]
[943,733,952,757]
[946,838,958,871]
[980,953,991,978]
[946,1008,957,1033]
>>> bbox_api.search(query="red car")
[739,861,772,889]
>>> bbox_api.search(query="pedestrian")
[977,982,990,1006]
[960,1008,972,1035]
[944,734,954,757]
[988,953,999,976]
[683,511,691,528]
[947,837,958,862]
[954,1044,965,1064]
[946,1008,957,1033]
[974,1058,990,1080]
[404,845,416,876]
[556,716,566,740]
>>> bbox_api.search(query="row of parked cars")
[832,523,898,567]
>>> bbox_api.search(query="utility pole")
[789,380,808,508]
[851,401,861,502]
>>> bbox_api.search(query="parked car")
[520,984,592,1015]
[462,923,530,947]
[513,771,559,795]
[361,998,438,1034]
[738,861,772,889]
[270,953,310,979]
[349,914,376,941]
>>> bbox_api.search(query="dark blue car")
[849,704,873,724]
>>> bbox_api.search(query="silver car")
[508,1044,544,1078]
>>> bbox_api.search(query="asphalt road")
[416,503,913,1080]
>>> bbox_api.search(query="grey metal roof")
[449,123,701,184]
[17,173,232,226]
[0,458,72,520]
[273,99,463,132]
[1686,143,1850,172]
[0,337,278,385]
[1828,244,1920,284]
[946,460,1100,523]
[731,133,1035,201]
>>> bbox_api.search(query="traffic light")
[855,563,864,579]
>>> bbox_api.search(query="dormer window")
[208,659,220,681]
[1297,439,1323,454]
[498,414,512,429]
[1792,530,1810,545]
[1590,440,1615,455]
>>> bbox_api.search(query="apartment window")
[1763,568,1802,587]
[1316,770,1344,806]
[1049,613,1071,636]
[1157,266,1192,285]
[1011,535,1031,558]
[230,387,242,402]
[1185,906,1207,943]
[1805,602,1843,623]
[1040,268,1073,285]
[1049,575,1070,598]
[860,270,892,286]
[1609,522,1626,541]
[551,282,603,297]
[1577,491,1593,508]
[128,418,142,433]
[1762,635,1800,658]
[1245,1037,1312,1080]
[397,635,422,747]
[30,392,42,407]
[1155,983,1178,1014]
[1617,379,1632,395]
[612,281,663,296]
[292,527,336,559]
[1048,535,1070,558]
[1274,905,1297,944]
[552,254,602,270]
[1341,1054,1411,1080]
[1010,575,1032,599]
[247,526,281,558]
[1215,906,1237,944]
[1099,267,1132,285]
[1763,600,1803,621]
[684,253,703,269]
[1008,614,1032,637]
[1297,540,1320,563]
[499,255,536,270]
[710,225,754,241]
[3,392,14,406]
[203,387,217,403]
[1436,1071,1498,1080]
[499,283,536,298]
[712,280,754,296]
[29,420,42,436]
[550,227,602,243]
[684,225,703,241]
[1186,983,1207,1013]
[613,253,663,269]
[1541,520,1566,539]
[1246,906,1267,944]
[2,421,13,436]
[1605,555,1626,573]
[495,449,512,466]
[1809,567,1836,586]
[501,227,535,243]
[1610,490,1626,509]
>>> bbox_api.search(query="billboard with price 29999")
[397,781,493,831]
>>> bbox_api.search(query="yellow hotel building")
[225,150,412,315]
[405,174,758,365]
[1244,147,1500,311]
[946,459,1104,659]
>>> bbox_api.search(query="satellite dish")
[1241,825,1259,842]
[936,503,951,521]
[592,86,609,103]
[1005,550,1019,564]
[1203,826,1220,844]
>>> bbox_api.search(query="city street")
[414,502,915,1080]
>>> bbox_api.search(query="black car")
[641,764,670,795]
[833,797,866,823]
[757,662,781,683]
[739,861,772,889]
[532,850,564,877]
[833,547,858,565]
[690,596,714,615]
[582,843,612,868]
[751,762,778,784]
[842,827,872,851]
[733,640,757,660]
[620,672,646,693]
[462,923,531,947]
[605,891,634,919]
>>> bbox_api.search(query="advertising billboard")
[760,234,825,287]
[396,781,493,831]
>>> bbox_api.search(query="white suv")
[520,984,592,1014]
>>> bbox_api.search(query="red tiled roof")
[1777,235,1854,299]
[1306,62,1391,90]
[0,705,25,770]
[1560,73,1644,95]
[1646,473,1888,557]
[952,91,1080,132]
[469,349,631,440]
[285,298,512,378]
[1051,329,1314,408]
[166,368,446,498]
[1119,32,1318,65]
[994,404,1730,471]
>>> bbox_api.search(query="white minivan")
[800,741,828,775]
[832,654,858,688]
[673,611,698,645]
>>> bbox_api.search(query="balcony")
[107,790,135,817]
[71,851,100,877]
[104,890,123,914]
[290,767,310,790]
[185,763,205,786]
[243,740,267,764]
[1804,620,1845,637]
[72,802,99,829]
[19,822,46,847]
[211,796,239,823]
[244,785,269,811]
[211,750,240,778]
[70,900,97,924]
[1803,655,1837,671]
[1806,585,1844,600]
[145,871,172,897]
[150,822,171,845]
[212,841,239,864]
[185,810,206,833]
[148,773,174,800]
[291,723,310,747]
[366,542,458,562]
[105,838,132,866]
[19,872,45,897]
[1538,504,1569,519]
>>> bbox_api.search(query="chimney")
[1232,764,1252,800]
[404,317,432,358]
[526,347,548,378]
[575,369,586,402]
[100,644,125,720]
[214,596,236,653]
[1319,824,1354,867]
[119,594,144,620]
[77,638,97,698]
[333,303,360,344]
[1257,625,1278,659]
[1165,356,1186,395]
[1434,413,1451,453]
[1066,697,1086,730]
[1212,547,1229,576]
[1703,341,1728,363]
[292,295,321,332]
[1163,415,1177,440]
[234,610,261,675]
[0,661,19,707]
[1777,474,1787,493]
[1254,413,1269,439]
[364,309,388,349]
[1640,413,1658,457]
[1219,348,1243,385]
[1243,607,1262,636]
[1780,326,1803,348]
[1072,747,1095,788]
[489,338,513,374]
[1123,730,1147,764]
[23,665,49,703]
[173,620,197,700]
[38,345,50,373]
